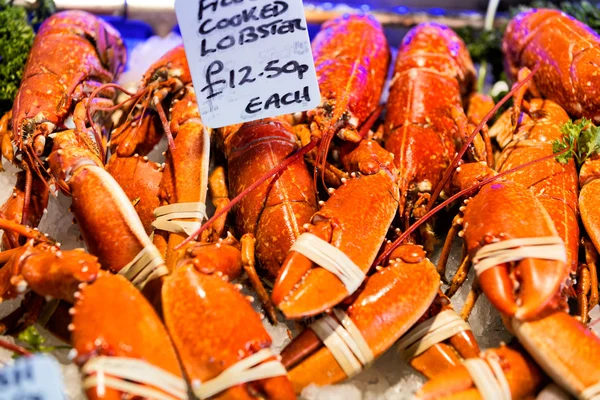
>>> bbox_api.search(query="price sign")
[175,0,321,128]
[0,355,65,400]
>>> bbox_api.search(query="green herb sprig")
[552,118,600,164]
[0,0,55,115]
[14,325,69,358]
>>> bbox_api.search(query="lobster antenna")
[154,99,176,151]
[426,64,540,212]
[373,146,569,267]
[86,83,143,160]
[0,217,51,243]
[0,338,31,357]
[175,139,319,250]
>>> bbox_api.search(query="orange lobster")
[489,99,589,314]
[0,12,156,281]
[504,8,600,123]
[294,13,390,184]
[383,22,488,246]
[7,11,126,169]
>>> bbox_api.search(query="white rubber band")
[82,356,187,400]
[290,233,365,294]
[397,310,471,361]
[310,314,362,377]
[118,244,168,290]
[473,237,566,276]
[332,309,374,366]
[152,202,207,236]
[537,383,572,400]
[192,348,287,399]
[310,309,373,378]
[463,357,512,400]
[581,382,600,400]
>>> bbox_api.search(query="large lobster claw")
[162,265,296,399]
[71,274,184,400]
[416,344,546,400]
[461,180,569,320]
[272,140,399,319]
[512,311,600,398]
[280,244,439,392]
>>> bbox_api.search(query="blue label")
[0,355,66,400]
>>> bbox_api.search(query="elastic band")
[581,382,600,400]
[310,309,373,378]
[290,233,365,294]
[82,356,186,400]
[193,348,287,399]
[397,310,471,361]
[152,202,207,236]
[463,357,512,400]
[473,236,566,276]
[118,244,168,290]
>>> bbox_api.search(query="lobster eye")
[21,119,34,139]
[151,67,169,83]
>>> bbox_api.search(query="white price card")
[0,355,66,400]
[175,0,321,128]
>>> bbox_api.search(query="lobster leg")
[436,214,462,281]
[466,93,495,167]
[445,254,472,299]
[203,166,230,242]
[459,281,481,320]
[0,172,48,249]
[578,237,600,322]
[0,112,13,169]
[240,233,277,323]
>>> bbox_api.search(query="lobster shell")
[504,9,600,121]
[384,22,476,217]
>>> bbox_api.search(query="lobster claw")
[272,140,399,319]
[461,180,569,320]
[0,243,100,303]
[162,265,296,400]
[280,245,439,392]
[403,295,481,379]
[416,344,545,400]
[512,311,600,398]
[71,274,184,400]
